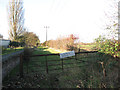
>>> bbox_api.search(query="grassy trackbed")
[2,46,119,88]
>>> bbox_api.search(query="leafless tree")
[7,0,25,41]
[104,0,120,39]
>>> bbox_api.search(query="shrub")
[100,40,119,57]
[9,41,19,48]
[19,42,25,47]
[95,35,120,57]
[46,34,79,51]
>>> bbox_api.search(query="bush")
[95,35,120,57]
[9,41,19,48]
[19,42,25,47]
[67,45,78,52]
[46,34,79,51]
[100,40,119,57]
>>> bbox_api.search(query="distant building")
[0,34,10,48]
[1,39,11,47]
[0,34,3,39]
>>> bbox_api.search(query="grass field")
[2,46,119,88]
[2,47,24,55]
[79,44,97,51]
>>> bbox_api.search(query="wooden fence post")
[78,48,80,52]
[101,62,106,77]
[62,59,63,70]
[75,48,80,60]
[75,54,77,60]
[20,54,23,78]
[45,56,48,74]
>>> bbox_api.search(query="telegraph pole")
[44,26,49,47]
[44,26,49,74]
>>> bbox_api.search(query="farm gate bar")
[19,51,98,77]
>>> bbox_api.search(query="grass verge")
[2,47,24,55]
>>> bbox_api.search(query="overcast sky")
[0,0,118,43]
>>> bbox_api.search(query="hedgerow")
[95,35,120,57]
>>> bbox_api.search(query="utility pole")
[44,26,49,47]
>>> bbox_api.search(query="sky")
[0,0,118,43]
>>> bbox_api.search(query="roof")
[0,38,11,41]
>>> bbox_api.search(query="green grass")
[78,44,97,51]
[25,47,97,88]
[2,47,24,55]
[2,46,119,88]
[30,47,92,71]
[29,47,67,71]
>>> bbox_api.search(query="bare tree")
[7,0,25,41]
[104,0,119,39]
